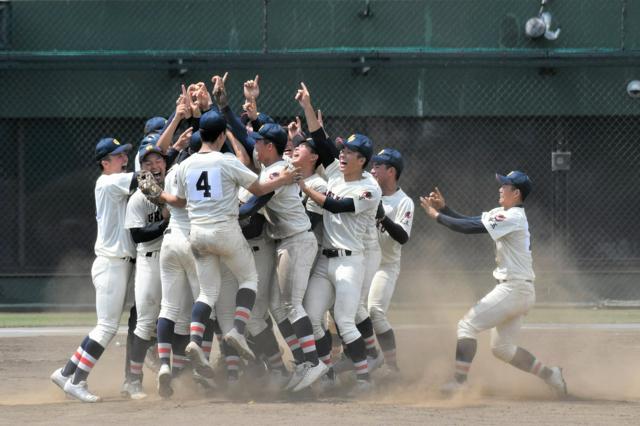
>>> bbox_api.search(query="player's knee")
[369,306,389,333]
[491,342,517,363]
[238,280,257,293]
[174,320,189,336]
[134,322,154,341]
[457,318,478,340]
[355,306,369,325]
[335,318,358,345]
[89,322,118,347]
[159,304,180,323]
[270,305,288,324]
[287,304,307,324]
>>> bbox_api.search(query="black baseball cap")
[199,110,227,142]
[372,148,404,176]
[293,136,317,152]
[343,133,373,163]
[189,130,202,153]
[496,171,532,199]
[95,137,132,161]
[258,123,288,152]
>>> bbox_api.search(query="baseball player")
[367,148,413,373]
[50,138,136,402]
[152,110,297,379]
[122,143,169,399]
[420,171,568,397]
[135,117,167,171]
[296,82,381,396]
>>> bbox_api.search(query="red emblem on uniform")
[359,191,372,200]
[404,212,412,218]
[495,214,506,222]
[269,171,280,180]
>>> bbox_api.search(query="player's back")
[177,151,258,226]
[94,172,136,258]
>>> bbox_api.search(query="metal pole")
[17,120,25,269]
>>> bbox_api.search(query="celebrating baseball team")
[49,73,567,403]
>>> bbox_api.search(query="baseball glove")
[137,170,163,205]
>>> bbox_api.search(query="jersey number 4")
[187,168,222,201]
[196,171,212,197]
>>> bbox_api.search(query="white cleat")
[123,379,147,400]
[440,380,467,396]
[285,363,306,390]
[367,352,385,374]
[185,342,215,378]
[224,328,255,361]
[50,368,69,391]
[63,380,102,403]
[292,361,329,392]
[145,345,161,373]
[545,366,568,398]
[347,379,374,398]
[157,364,173,399]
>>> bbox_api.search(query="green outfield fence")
[1,0,640,309]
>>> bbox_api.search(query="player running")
[420,171,568,397]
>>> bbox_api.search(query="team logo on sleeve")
[269,171,280,180]
[494,214,506,222]
[401,211,412,225]
[358,191,372,200]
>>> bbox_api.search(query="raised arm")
[295,82,338,167]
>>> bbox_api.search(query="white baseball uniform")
[457,206,535,362]
[89,172,136,348]
[304,160,382,344]
[158,165,199,336]
[368,188,414,334]
[260,160,318,324]
[356,172,382,324]
[175,151,259,309]
[301,172,327,246]
[125,190,165,341]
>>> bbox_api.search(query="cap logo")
[113,139,120,145]
[378,149,385,155]
[348,134,356,142]
[259,125,265,132]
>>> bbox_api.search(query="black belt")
[120,256,135,264]
[165,228,171,234]
[322,249,352,258]
[145,251,160,257]
[252,246,260,252]
[497,279,532,283]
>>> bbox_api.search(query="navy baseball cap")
[293,136,317,152]
[496,171,532,199]
[258,123,288,151]
[372,148,404,176]
[95,137,132,161]
[249,131,263,141]
[144,116,167,136]
[139,133,160,149]
[189,130,202,153]
[138,143,164,161]
[199,110,227,142]
[343,133,373,163]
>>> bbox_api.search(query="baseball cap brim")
[249,131,263,141]
[496,173,512,185]
[372,153,392,164]
[108,144,132,157]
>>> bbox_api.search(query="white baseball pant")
[133,251,162,340]
[246,236,276,337]
[189,222,258,309]
[355,244,381,324]
[304,253,365,344]
[457,279,536,362]
[159,227,200,335]
[368,262,400,335]
[88,256,134,347]
[273,231,317,324]
[216,265,238,334]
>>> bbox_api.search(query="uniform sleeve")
[264,165,288,196]
[175,163,187,199]
[124,192,147,229]
[394,197,415,237]
[322,159,341,181]
[481,208,524,241]
[107,172,135,198]
[353,185,381,214]
[228,156,259,189]
[305,179,327,215]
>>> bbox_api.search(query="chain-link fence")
[1,0,640,308]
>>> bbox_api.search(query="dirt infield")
[2,325,640,425]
